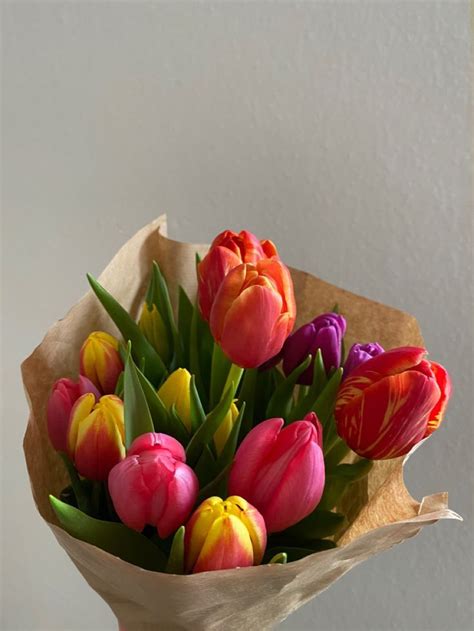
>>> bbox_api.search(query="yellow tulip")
[157,368,192,431]
[213,401,239,456]
[139,303,170,363]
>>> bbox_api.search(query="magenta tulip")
[228,413,325,533]
[108,432,199,538]
[46,376,100,452]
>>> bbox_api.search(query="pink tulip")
[108,432,199,538]
[46,376,100,452]
[228,413,325,533]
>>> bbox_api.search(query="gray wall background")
[1,2,472,630]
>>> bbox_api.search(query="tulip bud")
[281,313,346,385]
[79,331,124,394]
[198,229,279,321]
[157,368,192,431]
[342,342,384,379]
[108,432,198,538]
[68,394,125,480]
[214,401,239,456]
[209,259,296,369]
[228,413,325,533]
[138,303,170,363]
[46,376,100,452]
[185,496,267,573]
[335,347,452,460]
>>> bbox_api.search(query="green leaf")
[283,509,347,541]
[87,273,167,386]
[324,438,351,470]
[265,355,312,419]
[194,445,219,487]
[237,369,258,440]
[331,458,373,481]
[190,306,206,404]
[178,286,194,368]
[197,464,231,503]
[59,453,91,515]
[317,460,372,511]
[124,352,155,449]
[186,384,234,467]
[114,371,125,398]
[165,526,185,574]
[151,262,181,365]
[210,343,231,408]
[215,403,245,472]
[189,375,206,432]
[311,368,343,427]
[268,552,287,564]
[169,405,192,446]
[50,496,167,572]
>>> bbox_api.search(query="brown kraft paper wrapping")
[22,216,461,631]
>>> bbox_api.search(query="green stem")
[223,364,244,401]
[210,343,230,408]
[59,453,91,515]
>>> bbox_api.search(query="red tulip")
[228,413,325,532]
[335,347,452,460]
[108,432,198,537]
[46,376,100,452]
[209,259,296,368]
[198,229,279,321]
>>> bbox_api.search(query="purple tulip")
[282,313,346,385]
[343,342,384,379]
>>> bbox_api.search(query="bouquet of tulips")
[23,217,459,630]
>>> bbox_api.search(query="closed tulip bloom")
[108,433,198,538]
[228,413,325,533]
[185,496,266,574]
[198,229,279,321]
[157,368,192,431]
[68,394,125,480]
[210,259,296,369]
[214,401,239,456]
[80,331,124,394]
[138,303,170,363]
[282,313,346,385]
[335,347,452,460]
[343,342,384,379]
[47,376,100,452]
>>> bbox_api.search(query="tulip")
[214,401,239,456]
[185,496,266,573]
[209,259,296,369]
[228,413,325,532]
[108,433,198,537]
[335,347,452,460]
[68,394,125,481]
[138,303,170,363]
[281,313,346,385]
[198,229,279,321]
[46,376,100,452]
[157,368,192,431]
[80,331,124,394]
[343,342,384,379]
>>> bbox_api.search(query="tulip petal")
[128,432,186,462]
[424,361,452,436]
[209,264,248,341]
[192,514,254,573]
[67,393,96,456]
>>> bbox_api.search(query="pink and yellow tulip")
[228,413,325,533]
[335,346,452,459]
[80,331,124,394]
[209,259,296,368]
[67,394,125,480]
[108,432,198,538]
[185,496,266,574]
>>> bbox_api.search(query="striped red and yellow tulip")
[335,346,451,460]
[79,331,123,394]
[185,496,267,573]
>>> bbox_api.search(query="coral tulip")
[80,331,124,394]
[185,496,266,573]
[335,347,452,459]
[228,413,325,533]
[46,376,100,452]
[198,229,279,321]
[157,368,192,431]
[108,432,198,537]
[209,259,296,368]
[68,394,125,481]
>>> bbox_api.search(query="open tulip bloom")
[23,218,459,629]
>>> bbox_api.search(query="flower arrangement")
[23,216,459,630]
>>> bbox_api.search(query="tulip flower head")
[198,229,279,321]
[185,496,267,574]
[139,303,170,363]
[157,368,192,432]
[209,259,296,369]
[80,331,124,394]
[68,394,125,481]
[342,342,384,379]
[46,376,100,452]
[281,313,346,385]
[335,347,452,460]
[108,432,198,538]
[228,413,325,533]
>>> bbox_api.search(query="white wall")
[2,2,472,630]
